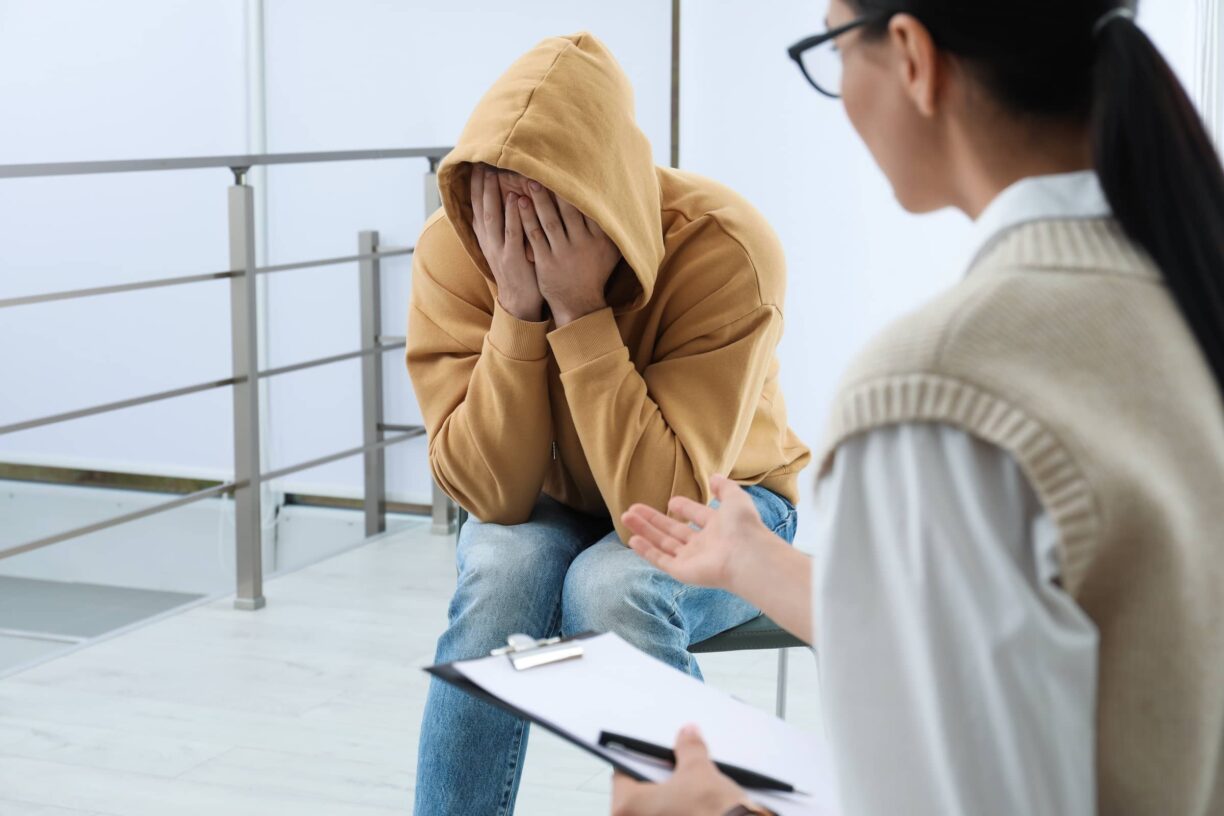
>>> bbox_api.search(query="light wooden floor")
[0,520,823,815]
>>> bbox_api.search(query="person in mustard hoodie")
[406,32,810,815]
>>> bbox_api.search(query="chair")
[689,615,802,719]
[453,507,802,718]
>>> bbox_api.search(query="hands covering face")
[470,164,544,322]
[470,164,621,327]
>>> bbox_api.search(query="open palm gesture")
[620,475,771,592]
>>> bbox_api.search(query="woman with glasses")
[612,1,1224,815]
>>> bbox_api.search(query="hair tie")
[1093,6,1136,37]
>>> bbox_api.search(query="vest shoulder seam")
[819,373,1102,591]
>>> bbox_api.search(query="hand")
[611,725,752,816]
[621,475,776,595]
[518,180,621,327]
[470,164,543,322]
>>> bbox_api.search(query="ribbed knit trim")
[819,374,1101,591]
[547,307,624,372]
[972,217,1159,280]
[487,301,550,361]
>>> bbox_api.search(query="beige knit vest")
[817,218,1224,815]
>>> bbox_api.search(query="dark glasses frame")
[787,12,891,99]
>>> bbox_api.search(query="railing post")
[229,168,266,610]
[424,158,457,536]
[359,229,386,537]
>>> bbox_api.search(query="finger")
[482,168,504,249]
[584,215,605,238]
[621,502,674,531]
[554,193,588,236]
[470,166,486,242]
[645,506,702,545]
[623,505,694,550]
[628,535,682,573]
[673,724,711,768]
[504,192,525,250]
[528,180,566,246]
[710,475,751,508]
[611,772,646,807]
[517,196,550,258]
[668,496,715,528]
[623,518,684,558]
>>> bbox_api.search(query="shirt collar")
[965,170,1112,272]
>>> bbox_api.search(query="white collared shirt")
[966,169,1111,269]
[813,171,1104,816]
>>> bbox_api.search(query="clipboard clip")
[490,633,585,671]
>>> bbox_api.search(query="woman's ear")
[888,13,941,118]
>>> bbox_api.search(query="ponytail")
[1092,17,1224,392]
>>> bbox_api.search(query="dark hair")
[849,0,1224,392]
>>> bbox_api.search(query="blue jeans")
[413,486,797,815]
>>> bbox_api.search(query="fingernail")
[529,180,541,191]
[680,724,700,738]
[519,197,530,208]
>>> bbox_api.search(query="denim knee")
[561,543,675,636]
[455,520,541,589]
[447,513,589,644]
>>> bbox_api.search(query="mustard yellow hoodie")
[407,32,809,541]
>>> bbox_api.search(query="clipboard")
[423,631,836,816]
[424,632,651,778]
[423,631,641,773]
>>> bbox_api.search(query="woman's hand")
[624,476,815,644]
[611,725,754,816]
[517,180,621,327]
[621,475,774,594]
[470,164,544,322]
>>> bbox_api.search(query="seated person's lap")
[453,487,796,675]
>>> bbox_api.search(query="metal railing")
[0,147,456,610]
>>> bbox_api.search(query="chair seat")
[688,614,804,654]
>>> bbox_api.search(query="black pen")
[598,730,804,794]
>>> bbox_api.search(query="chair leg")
[775,648,789,719]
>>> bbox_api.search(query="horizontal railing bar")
[0,429,426,559]
[259,429,424,483]
[0,269,242,310]
[0,148,451,180]
[257,342,406,380]
[377,335,406,344]
[0,246,412,310]
[284,492,432,516]
[379,423,424,434]
[255,247,411,276]
[0,376,242,437]
[0,479,243,561]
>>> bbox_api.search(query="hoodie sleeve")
[546,237,783,543]
[406,220,553,524]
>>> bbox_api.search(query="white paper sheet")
[451,632,838,816]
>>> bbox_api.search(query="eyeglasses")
[787,13,889,99]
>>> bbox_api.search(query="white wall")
[0,0,248,482]
[0,0,1210,519]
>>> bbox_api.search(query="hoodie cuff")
[488,301,550,361]
[547,307,625,372]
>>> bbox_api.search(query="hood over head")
[436,32,664,312]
